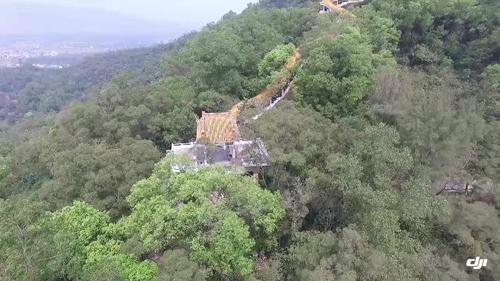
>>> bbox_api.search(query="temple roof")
[320,0,351,14]
[195,49,300,145]
[196,111,241,144]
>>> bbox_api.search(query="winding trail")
[251,82,293,121]
[196,1,359,144]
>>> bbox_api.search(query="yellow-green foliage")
[122,160,285,278]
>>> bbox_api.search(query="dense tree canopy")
[0,0,499,280]
[296,25,377,119]
[122,160,284,278]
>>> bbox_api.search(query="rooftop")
[170,139,270,173]
[196,111,241,144]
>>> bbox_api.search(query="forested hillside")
[1,0,499,280]
[0,34,193,121]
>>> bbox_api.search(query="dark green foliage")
[167,8,315,99]
[3,71,202,216]
[296,25,377,119]
[0,66,46,94]
[39,139,161,216]
[483,64,500,92]
[155,249,208,281]
[1,0,500,280]
[258,43,296,78]
[196,90,239,113]
[0,195,52,280]
[285,229,379,280]
[0,35,192,121]
[370,69,486,178]
[243,101,344,234]
[367,0,500,74]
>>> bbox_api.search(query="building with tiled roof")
[170,139,269,173]
[170,49,301,173]
[196,111,241,144]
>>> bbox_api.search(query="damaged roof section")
[170,139,269,173]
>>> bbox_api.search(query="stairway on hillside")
[167,0,367,172]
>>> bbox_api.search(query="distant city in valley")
[0,2,192,69]
[0,35,178,69]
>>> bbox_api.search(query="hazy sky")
[5,0,259,28]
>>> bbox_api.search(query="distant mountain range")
[0,3,192,43]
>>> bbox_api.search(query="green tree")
[196,90,238,113]
[172,23,273,98]
[155,249,208,281]
[482,64,500,123]
[121,162,285,278]
[49,201,111,246]
[0,196,53,281]
[296,27,376,119]
[191,212,255,277]
[0,156,9,187]
[367,0,500,74]
[244,101,343,233]
[283,228,447,281]
[167,8,314,99]
[258,43,296,77]
[44,201,158,281]
[482,64,500,91]
[39,139,161,217]
[370,69,485,178]
[357,9,399,68]
[83,239,158,281]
